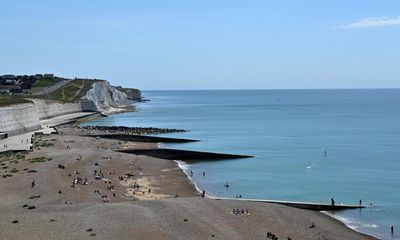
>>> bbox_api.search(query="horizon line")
[141,87,400,91]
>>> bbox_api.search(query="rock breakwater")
[82,125,187,135]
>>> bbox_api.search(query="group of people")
[71,177,88,188]
[94,169,105,179]
[266,232,293,240]
[232,208,249,215]
[190,170,206,177]
[266,232,279,240]
[132,181,141,190]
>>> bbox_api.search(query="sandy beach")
[0,124,378,240]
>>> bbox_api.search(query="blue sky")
[1,0,399,90]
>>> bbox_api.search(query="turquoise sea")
[85,89,400,240]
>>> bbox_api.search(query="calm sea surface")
[85,90,400,239]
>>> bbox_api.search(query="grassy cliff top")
[43,79,99,102]
[0,96,32,107]
[32,77,63,88]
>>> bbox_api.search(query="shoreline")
[0,110,379,239]
[82,109,381,239]
[323,211,382,240]
[175,157,381,240]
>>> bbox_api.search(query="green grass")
[0,96,31,107]
[46,79,99,102]
[32,78,62,88]
[28,157,51,163]
[34,141,54,148]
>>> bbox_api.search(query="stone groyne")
[87,134,198,143]
[82,125,187,135]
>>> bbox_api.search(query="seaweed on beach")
[28,157,52,163]
[29,195,41,199]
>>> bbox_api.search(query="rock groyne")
[87,134,198,143]
[82,125,187,135]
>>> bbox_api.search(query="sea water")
[84,89,400,239]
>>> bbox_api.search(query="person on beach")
[331,197,335,206]
[202,171,205,177]
[190,170,193,177]
[310,222,316,228]
[224,181,229,188]
[359,199,362,206]
[391,226,394,235]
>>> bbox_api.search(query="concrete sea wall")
[0,103,42,136]
[35,100,83,120]
[0,100,98,136]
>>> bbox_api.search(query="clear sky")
[1,0,399,90]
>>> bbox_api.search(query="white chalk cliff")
[83,81,133,113]
[0,80,140,136]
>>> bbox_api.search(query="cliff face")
[117,87,142,101]
[0,79,141,135]
[83,81,137,113]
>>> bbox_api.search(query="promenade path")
[31,79,70,96]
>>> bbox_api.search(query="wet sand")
[0,125,377,240]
